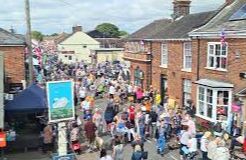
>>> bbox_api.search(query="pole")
[25,0,33,84]
[58,122,67,156]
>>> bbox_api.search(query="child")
[156,134,166,157]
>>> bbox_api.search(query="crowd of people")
[40,60,246,160]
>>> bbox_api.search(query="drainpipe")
[149,41,153,89]
[196,36,200,80]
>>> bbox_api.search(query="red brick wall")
[191,38,246,115]
[0,46,26,83]
[151,41,193,107]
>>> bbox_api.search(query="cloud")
[0,0,225,34]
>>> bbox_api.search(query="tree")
[119,30,129,37]
[50,33,59,36]
[31,31,44,41]
[96,23,120,38]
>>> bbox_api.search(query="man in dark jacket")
[149,109,158,139]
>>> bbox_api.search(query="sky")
[0,0,225,35]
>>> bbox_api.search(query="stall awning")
[194,79,234,88]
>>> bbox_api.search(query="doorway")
[160,75,168,105]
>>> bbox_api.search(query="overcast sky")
[0,0,225,34]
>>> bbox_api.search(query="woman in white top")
[200,131,212,160]
[99,149,113,160]
[179,125,190,159]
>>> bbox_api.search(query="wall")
[58,32,100,63]
[0,52,4,129]
[97,51,124,63]
[0,46,25,83]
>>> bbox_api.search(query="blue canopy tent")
[5,84,47,112]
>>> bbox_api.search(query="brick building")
[124,0,246,127]
[0,28,26,92]
[189,0,246,126]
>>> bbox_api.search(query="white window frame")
[182,42,192,71]
[161,43,168,68]
[206,42,228,71]
[196,86,232,122]
[183,79,192,108]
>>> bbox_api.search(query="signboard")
[47,80,75,123]
[52,153,75,160]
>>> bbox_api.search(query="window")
[83,45,87,48]
[197,86,231,121]
[183,42,192,70]
[183,79,192,108]
[68,55,72,60]
[207,42,228,70]
[161,43,168,67]
[134,67,144,87]
[229,4,246,21]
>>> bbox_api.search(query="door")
[160,75,167,105]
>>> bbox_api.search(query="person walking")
[43,124,53,154]
[104,103,115,132]
[99,149,113,160]
[84,117,97,152]
[112,139,124,160]
[213,140,230,160]
[200,131,212,160]
[131,145,144,160]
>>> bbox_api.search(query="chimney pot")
[72,26,82,33]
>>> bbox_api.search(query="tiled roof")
[192,0,246,33]
[127,19,172,40]
[148,11,217,39]
[0,28,25,45]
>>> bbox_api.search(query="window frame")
[183,79,192,108]
[196,85,232,122]
[161,43,168,68]
[206,42,228,71]
[183,42,192,71]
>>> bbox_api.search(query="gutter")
[196,36,201,81]
[144,38,191,42]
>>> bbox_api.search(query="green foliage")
[119,30,129,37]
[96,23,121,38]
[31,31,44,41]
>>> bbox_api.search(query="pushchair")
[156,135,166,156]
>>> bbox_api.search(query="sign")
[0,132,6,148]
[47,81,75,123]
[52,153,75,160]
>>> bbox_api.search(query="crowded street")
[1,0,246,160]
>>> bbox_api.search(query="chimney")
[72,25,82,33]
[172,0,191,20]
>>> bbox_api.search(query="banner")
[47,80,75,123]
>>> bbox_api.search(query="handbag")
[142,151,148,159]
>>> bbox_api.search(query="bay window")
[197,86,232,122]
[207,42,228,70]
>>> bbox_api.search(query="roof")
[195,79,234,88]
[95,38,124,48]
[148,11,216,40]
[127,19,172,40]
[191,0,246,36]
[5,84,47,112]
[0,28,25,45]
[43,32,70,44]
[92,48,124,51]
[59,31,100,45]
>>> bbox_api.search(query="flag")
[220,29,226,46]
